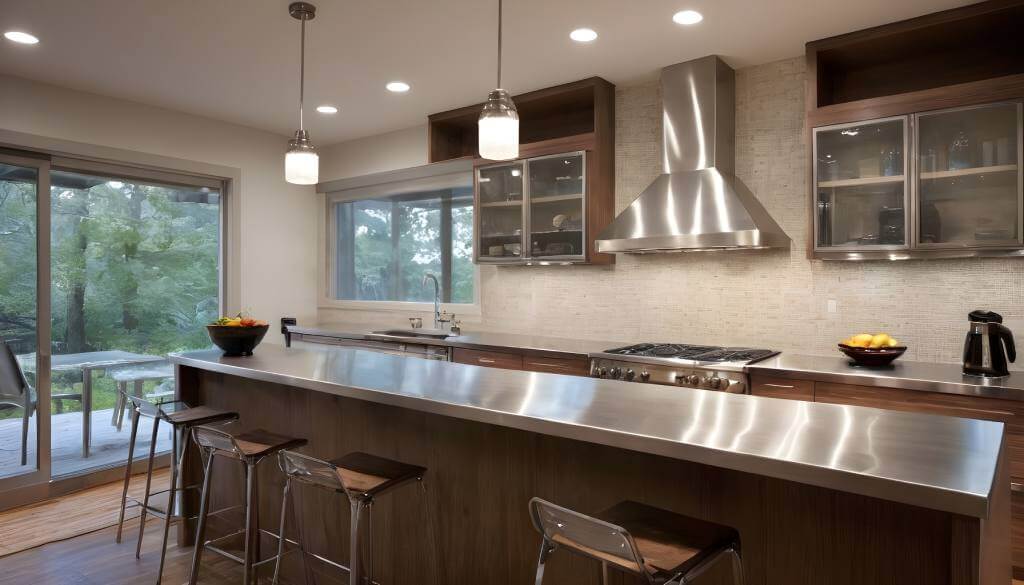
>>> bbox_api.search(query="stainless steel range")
[588,343,778,393]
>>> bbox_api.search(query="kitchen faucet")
[422,273,441,329]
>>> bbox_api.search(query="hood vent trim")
[596,56,789,254]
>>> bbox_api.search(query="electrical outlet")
[827,300,838,314]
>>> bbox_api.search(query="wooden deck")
[0,408,172,479]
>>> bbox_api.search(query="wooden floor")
[0,407,172,479]
[0,468,169,557]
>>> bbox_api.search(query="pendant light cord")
[496,0,502,89]
[299,15,306,131]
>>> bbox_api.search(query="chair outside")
[0,338,36,467]
[529,498,743,585]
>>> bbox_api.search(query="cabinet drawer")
[1014,488,1024,573]
[522,356,590,376]
[452,348,523,370]
[750,375,814,401]
[814,382,1024,434]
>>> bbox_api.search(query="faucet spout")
[422,273,441,329]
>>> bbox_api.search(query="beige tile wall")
[322,57,1024,366]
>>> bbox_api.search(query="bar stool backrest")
[125,393,163,419]
[192,423,246,459]
[529,498,648,578]
[0,339,30,402]
[278,450,346,492]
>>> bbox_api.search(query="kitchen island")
[171,345,1009,584]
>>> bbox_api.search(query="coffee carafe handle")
[997,323,1016,363]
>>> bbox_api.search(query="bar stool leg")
[188,448,216,585]
[349,500,364,585]
[534,538,554,585]
[111,381,125,428]
[115,407,140,543]
[135,416,161,558]
[154,425,185,584]
[272,478,291,585]
[601,561,610,585]
[728,548,744,585]
[243,461,259,585]
[366,500,373,585]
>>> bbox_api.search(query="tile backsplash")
[321,57,1024,367]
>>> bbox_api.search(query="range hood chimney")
[595,56,790,253]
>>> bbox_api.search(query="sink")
[371,328,453,339]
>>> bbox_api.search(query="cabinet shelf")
[818,175,905,188]
[920,164,1018,180]
[479,200,524,208]
[530,193,583,203]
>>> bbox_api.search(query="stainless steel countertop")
[288,324,620,359]
[170,345,1003,519]
[750,354,1024,401]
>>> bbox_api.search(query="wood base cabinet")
[751,373,1024,575]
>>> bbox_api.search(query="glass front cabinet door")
[814,117,910,252]
[915,102,1022,249]
[475,161,526,262]
[527,152,586,261]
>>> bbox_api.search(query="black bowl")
[837,343,907,367]
[207,324,269,356]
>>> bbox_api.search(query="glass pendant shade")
[285,129,319,185]
[479,89,519,160]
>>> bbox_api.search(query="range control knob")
[639,371,650,382]
[705,377,722,389]
[686,374,701,385]
[609,367,622,379]
[595,367,608,378]
[623,368,636,381]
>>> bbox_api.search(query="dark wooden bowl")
[837,343,907,367]
[207,324,269,356]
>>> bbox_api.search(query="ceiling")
[1,0,973,146]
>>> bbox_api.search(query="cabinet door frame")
[812,115,912,254]
[911,100,1024,250]
[524,150,588,264]
[474,160,528,264]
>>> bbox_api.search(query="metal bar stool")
[529,498,743,585]
[271,449,427,585]
[114,393,238,584]
[188,422,307,585]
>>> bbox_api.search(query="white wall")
[320,125,428,180]
[0,74,319,344]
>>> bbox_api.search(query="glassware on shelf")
[881,146,900,176]
[948,129,971,170]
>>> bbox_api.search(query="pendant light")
[478,0,519,161]
[285,2,319,185]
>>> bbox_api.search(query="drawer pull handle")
[763,383,795,389]
[478,357,496,364]
[527,361,567,369]
[1012,482,1024,493]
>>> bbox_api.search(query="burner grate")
[697,348,777,363]
[604,343,776,363]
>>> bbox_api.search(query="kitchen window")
[326,164,476,307]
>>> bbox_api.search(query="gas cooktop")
[601,343,777,364]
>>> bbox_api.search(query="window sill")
[318,299,482,317]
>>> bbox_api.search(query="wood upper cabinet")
[806,0,1024,260]
[429,77,615,265]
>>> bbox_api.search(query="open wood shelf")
[819,175,905,188]
[920,164,1018,180]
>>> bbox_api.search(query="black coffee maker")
[963,310,1016,377]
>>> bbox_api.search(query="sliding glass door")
[0,153,51,489]
[0,151,224,494]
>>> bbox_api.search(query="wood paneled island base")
[172,348,1008,585]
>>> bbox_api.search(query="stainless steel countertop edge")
[170,346,1000,519]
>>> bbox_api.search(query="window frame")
[319,163,480,315]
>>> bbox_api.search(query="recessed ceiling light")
[569,28,597,42]
[386,81,410,93]
[4,31,40,44]
[316,105,338,114]
[672,10,703,25]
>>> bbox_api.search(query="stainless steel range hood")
[596,56,790,253]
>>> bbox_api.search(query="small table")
[18,351,164,457]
